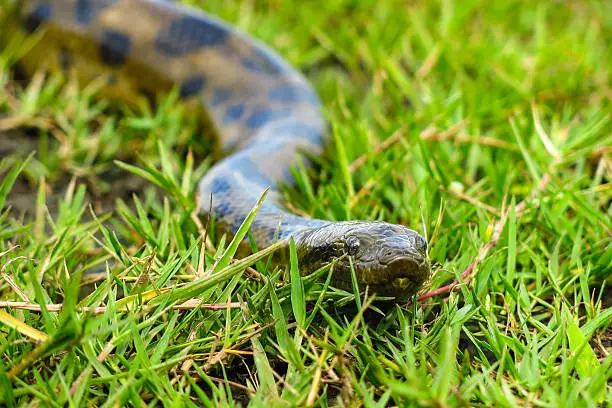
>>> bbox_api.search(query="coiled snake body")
[6,0,430,301]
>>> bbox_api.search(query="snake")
[3,0,431,301]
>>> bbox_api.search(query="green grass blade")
[289,237,305,328]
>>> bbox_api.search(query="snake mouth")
[391,277,416,290]
[386,256,430,290]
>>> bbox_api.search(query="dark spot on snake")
[58,47,73,70]
[75,0,117,25]
[245,106,291,129]
[268,84,318,104]
[229,216,245,232]
[99,30,131,67]
[12,62,29,82]
[215,201,232,217]
[211,89,231,106]
[223,211,246,232]
[179,75,207,99]
[155,16,228,57]
[138,88,157,107]
[23,126,40,138]
[240,47,284,76]
[23,3,51,34]
[223,103,245,124]
[277,228,291,240]
[75,0,93,24]
[210,177,232,194]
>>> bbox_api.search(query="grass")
[0,0,611,406]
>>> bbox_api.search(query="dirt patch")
[1,128,152,220]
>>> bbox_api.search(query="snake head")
[295,221,430,301]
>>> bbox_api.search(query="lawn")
[0,0,610,406]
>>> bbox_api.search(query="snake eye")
[346,236,360,255]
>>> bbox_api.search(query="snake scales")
[4,0,431,301]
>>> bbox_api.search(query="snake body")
[5,0,431,300]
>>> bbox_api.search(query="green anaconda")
[3,0,431,301]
